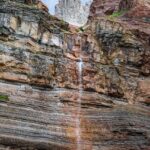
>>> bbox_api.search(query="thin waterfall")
[76,58,83,150]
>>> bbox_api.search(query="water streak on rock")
[76,58,83,150]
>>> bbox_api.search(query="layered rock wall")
[0,0,149,150]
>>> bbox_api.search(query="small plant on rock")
[0,94,9,102]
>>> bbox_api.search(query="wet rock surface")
[0,0,149,150]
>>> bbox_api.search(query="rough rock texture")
[87,0,150,105]
[55,0,92,26]
[0,0,150,150]
[89,0,120,18]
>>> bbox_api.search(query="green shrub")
[0,94,9,101]
[79,27,84,32]
[109,10,128,18]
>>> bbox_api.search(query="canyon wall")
[0,0,149,150]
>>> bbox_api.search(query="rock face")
[89,0,120,18]
[55,0,92,26]
[0,0,150,150]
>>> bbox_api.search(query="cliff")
[0,0,149,150]
[55,0,92,26]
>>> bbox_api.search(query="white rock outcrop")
[55,0,92,26]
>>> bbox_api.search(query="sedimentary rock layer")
[0,81,150,150]
[0,0,149,150]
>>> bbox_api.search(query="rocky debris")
[0,0,149,149]
[55,0,92,26]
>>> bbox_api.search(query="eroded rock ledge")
[0,0,149,150]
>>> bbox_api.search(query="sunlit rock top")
[55,0,92,26]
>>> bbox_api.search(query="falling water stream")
[76,58,83,150]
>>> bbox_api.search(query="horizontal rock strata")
[0,82,150,150]
[0,0,149,150]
